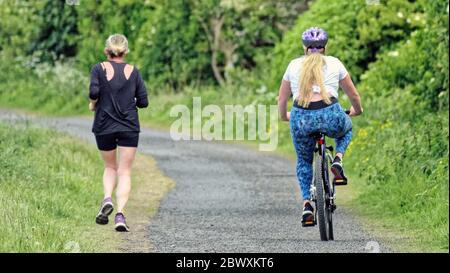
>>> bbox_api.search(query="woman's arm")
[89,64,101,101]
[278,80,292,121]
[89,64,100,111]
[135,69,149,108]
[339,74,363,116]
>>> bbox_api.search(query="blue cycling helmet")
[302,27,328,48]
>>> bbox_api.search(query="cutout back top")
[89,61,149,135]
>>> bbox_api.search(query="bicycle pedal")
[302,214,316,227]
[331,204,337,212]
[302,220,316,227]
[334,179,348,186]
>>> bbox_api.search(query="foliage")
[75,0,154,73]
[0,0,448,252]
[0,0,44,57]
[0,53,89,115]
[269,0,426,91]
[346,102,449,251]
[134,0,212,91]
[29,0,79,63]
[134,0,310,90]
[356,0,448,111]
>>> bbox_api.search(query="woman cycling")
[89,34,149,232]
[278,27,363,226]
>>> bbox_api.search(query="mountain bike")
[309,110,351,241]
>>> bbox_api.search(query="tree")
[134,0,212,91]
[76,0,154,72]
[0,0,43,57]
[192,0,311,86]
[29,0,79,63]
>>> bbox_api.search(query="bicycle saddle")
[309,132,325,139]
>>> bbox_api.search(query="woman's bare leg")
[100,149,117,199]
[116,146,137,213]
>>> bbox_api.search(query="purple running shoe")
[115,213,130,232]
[95,197,114,225]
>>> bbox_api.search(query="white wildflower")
[388,51,399,57]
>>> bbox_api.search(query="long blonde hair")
[297,52,331,107]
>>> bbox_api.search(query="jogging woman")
[89,34,149,232]
[278,27,363,226]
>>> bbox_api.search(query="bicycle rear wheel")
[314,153,330,241]
[323,154,334,241]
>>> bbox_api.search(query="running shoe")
[115,213,130,232]
[95,197,114,225]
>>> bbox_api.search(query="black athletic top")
[89,61,148,135]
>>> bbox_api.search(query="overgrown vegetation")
[0,0,448,252]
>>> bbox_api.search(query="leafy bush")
[346,106,449,251]
[134,0,212,91]
[29,0,79,63]
[0,53,89,115]
[345,0,448,251]
[75,0,154,73]
[135,0,311,91]
[358,0,448,111]
[269,0,426,91]
[0,0,44,57]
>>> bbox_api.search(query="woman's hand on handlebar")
[347,106,363,117]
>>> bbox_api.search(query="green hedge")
[269,0,425,91]
[0,54,89,115]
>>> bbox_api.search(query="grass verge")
[0,122,174,252]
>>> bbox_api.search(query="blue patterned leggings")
[290,103,352,201]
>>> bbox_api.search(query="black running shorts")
[95,131,139,151]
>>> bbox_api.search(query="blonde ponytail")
[297,53,331,107]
